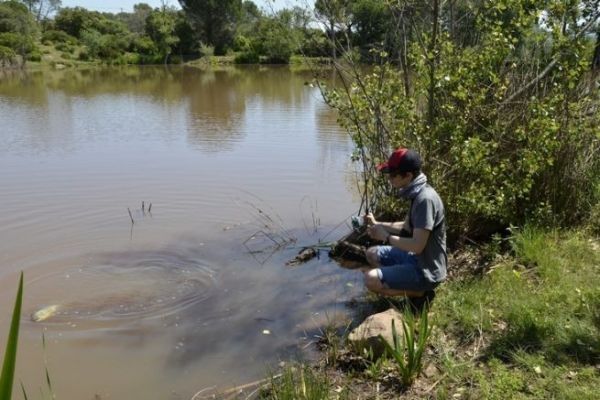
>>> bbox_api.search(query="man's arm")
[388,228,430,254]
[364,213,405,234]
[368,225,430,254]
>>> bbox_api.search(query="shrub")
[0,45,16,65]
[199,41,214,57]
[41,30,78,45]
[234,51,259,64]
[77,48,90,61]
[55,42,74,53]
[322,0,600,239]
[27,50,42,61]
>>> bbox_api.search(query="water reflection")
[0,66,346,156]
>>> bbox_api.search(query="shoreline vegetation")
[1,0,599,399]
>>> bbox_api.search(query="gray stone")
[348,308,405,358]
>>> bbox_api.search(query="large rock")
[348,308,405,358]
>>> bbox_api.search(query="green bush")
[234,51,259,64]
[27,50,41,61]
[55,42,74,53]
[77,48,90,61]
[130,36,157,55]
[41,30,78,45]
[322,0,600,238]
[0,45,15,64]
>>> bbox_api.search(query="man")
[363,148,447,307]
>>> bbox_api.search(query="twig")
[189,385,216,400]
[127,208,134,224]
[190,374,282,400]
[501,11,600,106]
[423,373,448,394]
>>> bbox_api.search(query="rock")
[423,363,439,378]
[348,308,404,358]
[31,304,60,322]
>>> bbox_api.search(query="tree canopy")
[178,0,242,55]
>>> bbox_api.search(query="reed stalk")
[0,272,24,400]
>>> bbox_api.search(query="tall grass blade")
[20,381,28,400]
[382,306,432,386]
[0,272,24,400]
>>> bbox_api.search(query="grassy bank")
[259,227,599,399]
[21,42,332,69]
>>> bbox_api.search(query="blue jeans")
[375,246,438,291]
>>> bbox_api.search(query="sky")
[60,0,305,13]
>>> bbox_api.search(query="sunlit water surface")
[0,66,364,399]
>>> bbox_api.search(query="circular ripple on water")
[27,250,217,324]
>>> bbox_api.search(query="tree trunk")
[427,0,440,129]
[593,32,600,71]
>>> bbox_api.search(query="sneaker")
[408,290,435,313]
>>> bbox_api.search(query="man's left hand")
[367,224,389,242]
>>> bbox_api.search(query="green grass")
[382,306,432,386]
[263,227,598,398]
[0,272,23,400]
[260,365,349,400]
[431,227,600,398]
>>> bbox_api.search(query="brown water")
[0,66,365,399]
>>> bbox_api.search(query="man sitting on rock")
[363,148,447,309]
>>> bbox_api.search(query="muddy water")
[0,66,365,399]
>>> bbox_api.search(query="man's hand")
[367,224,389,242]
[364,212,377,226]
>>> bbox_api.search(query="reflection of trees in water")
[0,66,352,157]
[183,66,316,153]
[0,69,49,107]
[184,68,246,152]
[43,67,185,104]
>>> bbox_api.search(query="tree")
[178,0,242,55]
[314,0,353,59]
[53,7,94,38]
[117,3,152,35]
[0,1,37,66]
[20,0,61,23]
[145,6,179,64]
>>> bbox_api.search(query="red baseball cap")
[377,148,422,173]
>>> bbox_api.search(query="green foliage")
[54,7,127,39]
[234,50,259,64]
[322,0,600,238]
[145,7,179,64]
[0,0,38,62]
[0,44,16,64]
[53,7,94,38]
[26,49,41,61]
[41,29,78,45]
[130,35,157,56]
[261,365,347,399]
[0,272,24,400]
[251,12,299,64]
[179,0,242,55]
[432,228,600,398]
[381,307,431,386]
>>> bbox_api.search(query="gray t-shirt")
[404,185,447,283]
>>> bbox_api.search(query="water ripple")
[27,250,217,326]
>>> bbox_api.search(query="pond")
[0,65,365,399]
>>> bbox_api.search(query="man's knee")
[364,269,384,292]
[365,246,380,267]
